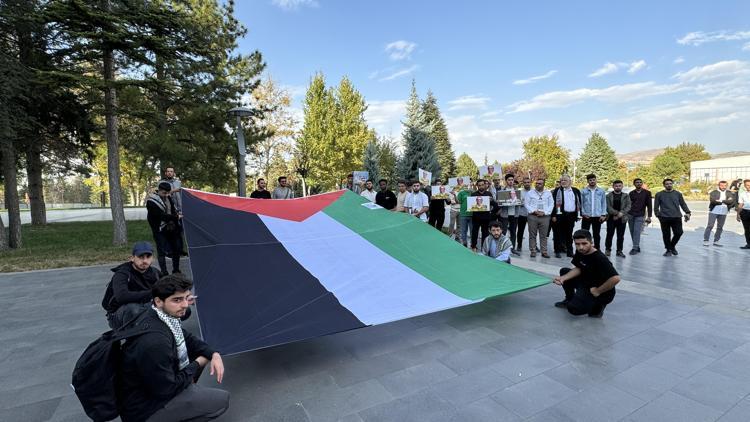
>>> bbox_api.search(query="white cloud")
[385,40,417,60]
[677,30,750,46]
[744,42,750,51]
[672,60,750,82]
[378,65,419,81]
[364,100,406,136]
[508,82,684,113]
[272,0,318,11]
[674,56,685,64]
[589,62,619,77]
[447,95,491,111]
[627,60,647,74]
[512,70,558,85]
[280,84,307,99]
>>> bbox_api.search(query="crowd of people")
[79,167,749,421]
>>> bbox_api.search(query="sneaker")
[636,247,641,252]
[663,250,672,257]
[530,252,537,257]
[671,248,679,256]
[173,269,182,274]
[511,249,521,256]
[703,240,710,246]
[588,309,604,318]
[542,253,550,258]
[616,251,626,258]
[628,249,637,255]
[740,245,750,250]
[555,252,562,258]
[554,300,569,308]
[605,249,612,256]
[713,242,723,247]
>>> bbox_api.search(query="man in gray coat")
[654,178,692,256]
[605,180,631,257]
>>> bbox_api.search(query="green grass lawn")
[1,221,154,272]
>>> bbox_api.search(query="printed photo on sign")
[466,196,490,212]
[431,185,450,199]
[496,189,522,206]
[418,168,432,186]
[448,176,470,187]
[479,165,501,180]
[353,171,369,185]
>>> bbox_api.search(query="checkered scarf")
[153,305,189,370]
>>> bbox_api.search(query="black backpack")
[72,310,156,421]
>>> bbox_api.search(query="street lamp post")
[228,106,253,197]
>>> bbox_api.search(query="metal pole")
[235,115,247,197]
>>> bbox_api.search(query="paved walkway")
[0,224,748,421]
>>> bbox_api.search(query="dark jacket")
[146,193,180,233]
[628,188,653,218]
[606,191,632,222]
[551,187,581,216]
[102,262,160,313]
[654,189,691,218]
[119,308,215,422]
[708,189,736,211]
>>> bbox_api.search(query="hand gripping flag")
[182,189,547,355]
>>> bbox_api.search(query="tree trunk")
[26,142,46,225]
[102,15,127,246]
[1,140,22,248]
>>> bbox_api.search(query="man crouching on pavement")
[552,229,620,318]
[118,274,229,422]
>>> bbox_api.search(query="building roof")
[690,154,750,168]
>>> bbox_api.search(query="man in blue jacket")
[580,174,608,250]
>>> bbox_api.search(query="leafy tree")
[644,154,684,188]
[422,90,455,178]
[377,136,399,187]
[662,142,711,180]
[399,80,439,182]
[456,152,479,180]
[333,76,372,185]
[575,132,619,185]
[504,157,547,183]
[522,135,571,182]
[363,138,379,185]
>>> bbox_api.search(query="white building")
[690,154,750,183]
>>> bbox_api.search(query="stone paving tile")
[672,368,750,413]
[642,346,717,377]
[490,349,564,382]
[706,349,750,383]
[717,395,750,422]
[434,397,521,422]
[609,363,686,401]
[0,397,62,422]
[681,331,746,359]
[490,374,576,419]
[298,379,393,421]
[437,345,510,375]
[377,361,457,398]
[358,389,455,422]
[429,367,514,407]
[618,327,688,353]
[622,391,723,422]
[534,383,646,422]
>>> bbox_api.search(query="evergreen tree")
[399,80,439,182]
[575,132,619,185]
[362,138,379,184]
[456,152,479,180]
[422,90,455,178]
[334,76,371,185]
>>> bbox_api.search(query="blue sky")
[235,0,750,164]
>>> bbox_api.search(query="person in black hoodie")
[102,241,161,329]
[147,182,183,276]
[470,179,498,251]
[119,275,228,422]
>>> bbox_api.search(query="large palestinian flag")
[182,188,548,355]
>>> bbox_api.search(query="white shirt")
[562,188,576,212]
[524,189,554,215]
[711,190,728,215]
[360,189,377,202]
[405,191,429,221]
[739,190,750,210]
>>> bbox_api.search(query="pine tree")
[456,153,479,180]
[422,91,455,178]
[576,132,619,185]
[377,136,399,187]
[399,80,439,182]
[363,138,379,184]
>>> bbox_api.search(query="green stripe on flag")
[323,191,549,300]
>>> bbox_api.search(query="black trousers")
[500,215,518,248]
[605,218,627,252]
[153,229,183,274]
[559,268,616,316]
[516,216,527,250]
[553,212,577,253]
[428,210,445,230]
[471,217,490,249]
[658,217,683,250]
[581,217,604,249]
[741,210,750,246]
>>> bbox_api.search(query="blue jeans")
[458,215,473,246]
[628,216,644,249]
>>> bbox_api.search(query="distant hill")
[616,148,664,166]
[710,151,750,160]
